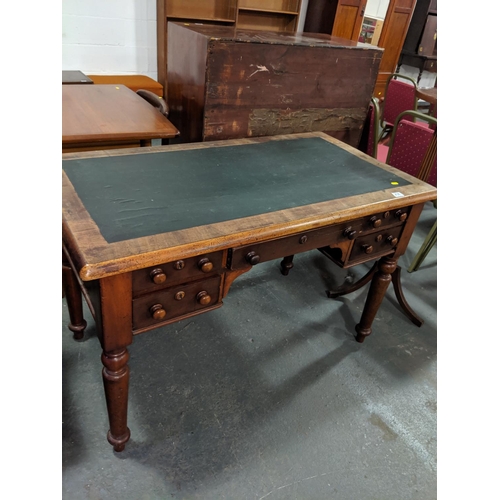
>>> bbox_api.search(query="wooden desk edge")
[63,132,437,281]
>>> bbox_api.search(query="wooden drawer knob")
[197,291,211,306]
[198,258,213,273]
[150,268,166,284]
[245,251,260,265]
[174,260,185,270]
[395,210,407,221]
[387,235,398,246]
[370,216,382,228]
[150,304,166,320]
[362,244,374,254]
[343,227,357,240]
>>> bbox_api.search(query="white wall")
[62,0,158,80]
[365,0,390,20]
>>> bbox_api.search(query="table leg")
[280,255,294,275]
[355,256,397,343]
[102,348,131,452]
[62,259,87,340]
[99,274,133,452]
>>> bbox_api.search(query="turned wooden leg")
[280,255,294,276]
[102,348,131,452]
[99,273,133,452]
[355,256,397,343]
[62,261,87,340]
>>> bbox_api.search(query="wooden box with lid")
[167,22,383,147]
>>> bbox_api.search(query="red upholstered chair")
[379,74,418,139]
[384,110,437,274]
[385,110,437,184]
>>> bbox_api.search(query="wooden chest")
[167,22,383,147]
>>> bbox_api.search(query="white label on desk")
[391,192,405,198]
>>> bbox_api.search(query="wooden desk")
[62,84,179,153]
[62,132,437,452]
[62,70,94,85]
[416,87,437,106]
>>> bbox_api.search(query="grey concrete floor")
[62,201,437,500]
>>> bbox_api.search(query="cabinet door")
[418,14,437,56]
[373,0,417,98]
[331,0,367,41]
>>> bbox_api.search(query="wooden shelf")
[157,0,302,94]
[167,15,236,23]
[238,8,299,16]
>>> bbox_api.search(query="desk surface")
[416,87,437,105]
[63,133,437,281]
[62,84,179,145]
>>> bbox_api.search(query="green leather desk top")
[63,137,409,244]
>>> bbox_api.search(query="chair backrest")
[136,89,169,117]
[366,97,380,158]
[381,74,417,128]
[359,97,380,158]
[386,110,437,186]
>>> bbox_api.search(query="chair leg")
[408,220,437,273]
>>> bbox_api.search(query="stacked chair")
[328,86,438,326]
[378,73,418,140]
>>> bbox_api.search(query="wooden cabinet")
[167,23,382,147]
[303,0,367,42]
[157,1,302,95]
[304,0,418,99]
[397,0,437,85]
[371,0,418,98]
[237,1,302,31]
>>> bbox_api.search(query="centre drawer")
[230,222,360,269]
[132,251,224,295]
[132,275,223,331]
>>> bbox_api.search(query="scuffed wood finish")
[167,23,383,146]
[62,84,179,152]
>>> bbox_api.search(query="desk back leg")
[62,251,87,340]
[280,255,294,275]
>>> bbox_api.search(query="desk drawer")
[230,222,359,269]
[132,251,224,295]
[348,225,405,264]
[357,207,411,232]
[132,275,223,330]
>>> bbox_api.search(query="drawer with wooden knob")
[132,251,225,295]
[230,222,364,270]
[358,207,411,232]
[347,225,405,264]
[132,275,223,331]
